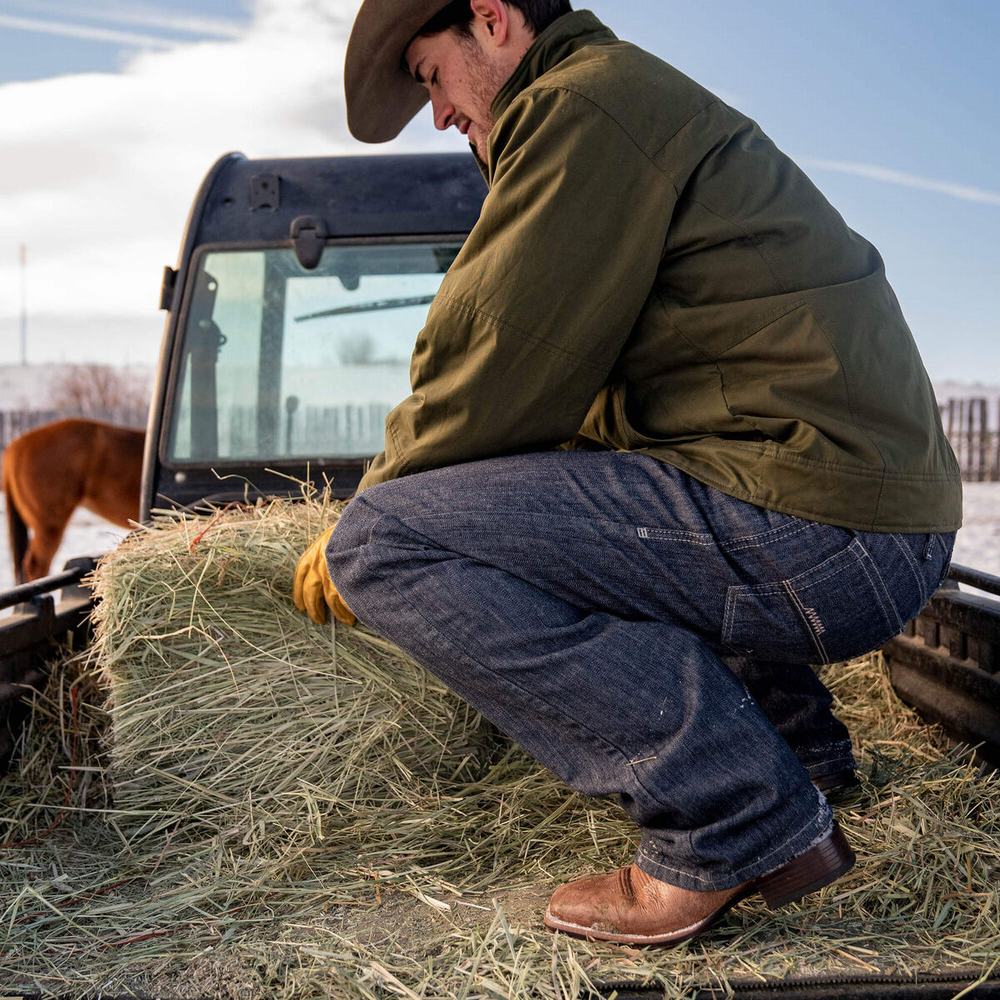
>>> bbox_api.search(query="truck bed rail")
[0,556,98,773]
[883,562,1000,769]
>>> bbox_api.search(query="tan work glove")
[292,525,357,627]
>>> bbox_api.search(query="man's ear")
[469,0,510,46]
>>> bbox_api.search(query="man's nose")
[431,94,455,131]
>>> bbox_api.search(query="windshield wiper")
[295,295,436,322]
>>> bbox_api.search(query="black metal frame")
[882,562,1000,769]
[147,233,471,515]
[0,557,97,774]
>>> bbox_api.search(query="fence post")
[995,397,1000,483]
[977,398,987,483]
[964,398,972,473]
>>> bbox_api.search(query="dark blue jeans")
[327,451,955,891]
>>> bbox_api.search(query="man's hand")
[292,525,358,627]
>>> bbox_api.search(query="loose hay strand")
[0,494,998,999]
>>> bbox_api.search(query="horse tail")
[2,447,29,586]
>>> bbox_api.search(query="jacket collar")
[490,10,618,121]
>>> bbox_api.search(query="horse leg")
[4,434,81,583]
[23,525,67,582]
[3,456,30,585]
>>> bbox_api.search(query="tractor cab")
[145,152,487,519]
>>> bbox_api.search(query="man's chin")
[468,126,490,162]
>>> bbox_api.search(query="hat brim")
[345,0,454,143]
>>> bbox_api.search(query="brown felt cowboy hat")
[345,0,457,144]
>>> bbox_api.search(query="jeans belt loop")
[923,533,935,561]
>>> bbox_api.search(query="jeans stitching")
[888,532,928,607]
[638,521,817,551]
[724,559,853,598]
[784,579,829,663]
[721,589,738,647]
[637,527,714,544]
[852,539,904,635]
[635,847,715,883]
[724,522,817,553]
[638,789,833,885]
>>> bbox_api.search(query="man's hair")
[416,0,572,39]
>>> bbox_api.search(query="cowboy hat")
[345,0,456,143]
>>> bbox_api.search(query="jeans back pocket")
[722,537,905,665]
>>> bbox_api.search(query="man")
[293,0,962,946]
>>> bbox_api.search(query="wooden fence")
[227,403,391,459]
[940,397,999,483]
[0,408,148,459]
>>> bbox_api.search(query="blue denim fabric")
[327,451,956,891]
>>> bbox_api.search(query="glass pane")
[168,242,460,463]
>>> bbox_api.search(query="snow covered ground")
[949,482,1000,597]
[1,485,996,600]
[0,498,130,593]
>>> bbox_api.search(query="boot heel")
[754,824,855,909]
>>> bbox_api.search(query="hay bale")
[2,496,998,999]
[90,497,505,853]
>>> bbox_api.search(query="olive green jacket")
[358,11,962,533]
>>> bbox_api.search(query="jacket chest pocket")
[721,537,904,665]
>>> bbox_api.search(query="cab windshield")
[167,241,461,463]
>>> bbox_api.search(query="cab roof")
[187,152,488,249]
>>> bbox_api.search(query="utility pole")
[19,243,28,366]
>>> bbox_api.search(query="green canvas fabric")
[358,10,962,533]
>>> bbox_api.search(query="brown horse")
[2,418,145,584]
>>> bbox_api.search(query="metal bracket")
[290,216,328,270]
[250,173,281,212]
[160,266,179,312]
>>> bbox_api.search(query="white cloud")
[0,0,462,367]
[8,0,247,40]
[0,12,176,49]
[800,158,1000,208]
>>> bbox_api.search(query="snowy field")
[1,486,996,599]
[0,497,130,593]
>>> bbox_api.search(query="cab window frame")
[160,235,467,471]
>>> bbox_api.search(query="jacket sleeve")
[356,85,678,495]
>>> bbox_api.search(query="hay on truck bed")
[0,496,998,1000]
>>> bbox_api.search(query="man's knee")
[325,482,424,602]
[325,493,381,603]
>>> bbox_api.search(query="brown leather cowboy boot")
[543,821,855,946]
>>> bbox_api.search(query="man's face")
[404,28,510,161]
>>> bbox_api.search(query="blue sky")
[0,0,251,79]
[0,0,997,383]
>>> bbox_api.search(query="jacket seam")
[683,192,790,295]
[650,98,724,160]
[385,413,408,476]
[521,83,700,186]
[714,362,766,497]
[806,306,889,520]
[713,301,810,360]
[714,440,957,480]
[433,293,609,373]
[651,287,713,361]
